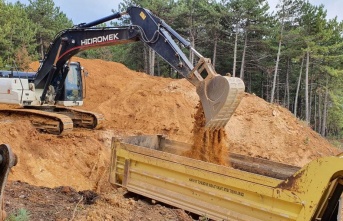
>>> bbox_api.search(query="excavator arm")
[34,6,245,129]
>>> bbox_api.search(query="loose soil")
[6,181,192,221]
[183,103,228,165]
[0,57,341,220]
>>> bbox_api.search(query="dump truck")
[109,135,342,221]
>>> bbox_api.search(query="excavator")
[0,6,245,134]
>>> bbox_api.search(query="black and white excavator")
[0,6,245,135]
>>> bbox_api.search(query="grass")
[6,208,30,221]
[328,139,343,150]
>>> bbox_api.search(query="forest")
[1,0,343,138]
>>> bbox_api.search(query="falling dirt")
[0,57,341,220]
[184,103,228,165]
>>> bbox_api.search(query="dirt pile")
[226,93,340,166]
[68,57,198,143]
[76,57,340,166]
[0,120,111,191]
[1,57,338,190]
[0,57,341,220]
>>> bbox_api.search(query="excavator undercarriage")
[0,107,103,135]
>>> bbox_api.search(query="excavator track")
[52,107,104,129]
[0,108,73,135]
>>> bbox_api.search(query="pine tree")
[26,0,72,59]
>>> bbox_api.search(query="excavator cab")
[55,62,84,106]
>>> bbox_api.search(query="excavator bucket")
[193,58,245,129]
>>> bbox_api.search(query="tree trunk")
[212,36,217,68]
[294,56,304,117]
[144,44,148,74]
[276,74,279,103]
[189,34,195,65]
[305,50,310,124]
[248,71,251,92]
[157,56,160,76]
[232,27,239,77]
[314,95,317,132]
[266,73,270,102]
[148,47,155,76]
[261,72,264,99]
[169,66,172,78]
[270,16,284,103]
[270,33,283,103]
[283,83,287,107]
[321,75,329,136]
[240,32,247,80]
[40,33,44,60]
[318,93,322,133]
[286,58,290,109]
[309,77,313,123]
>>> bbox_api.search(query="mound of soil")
[226,93,339,166]
[0,121,110,191]
[0,57,340,220]
[68,57,340,165]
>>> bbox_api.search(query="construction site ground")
[1,57,341,220]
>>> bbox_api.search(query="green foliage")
[328,139,343,149]
[26,0,73,59]
[0,1,38,69]
[0,0,72,68]
[6,208,30,221]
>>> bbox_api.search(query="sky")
[5,0,343,25]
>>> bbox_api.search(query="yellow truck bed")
[109,135,343,221]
